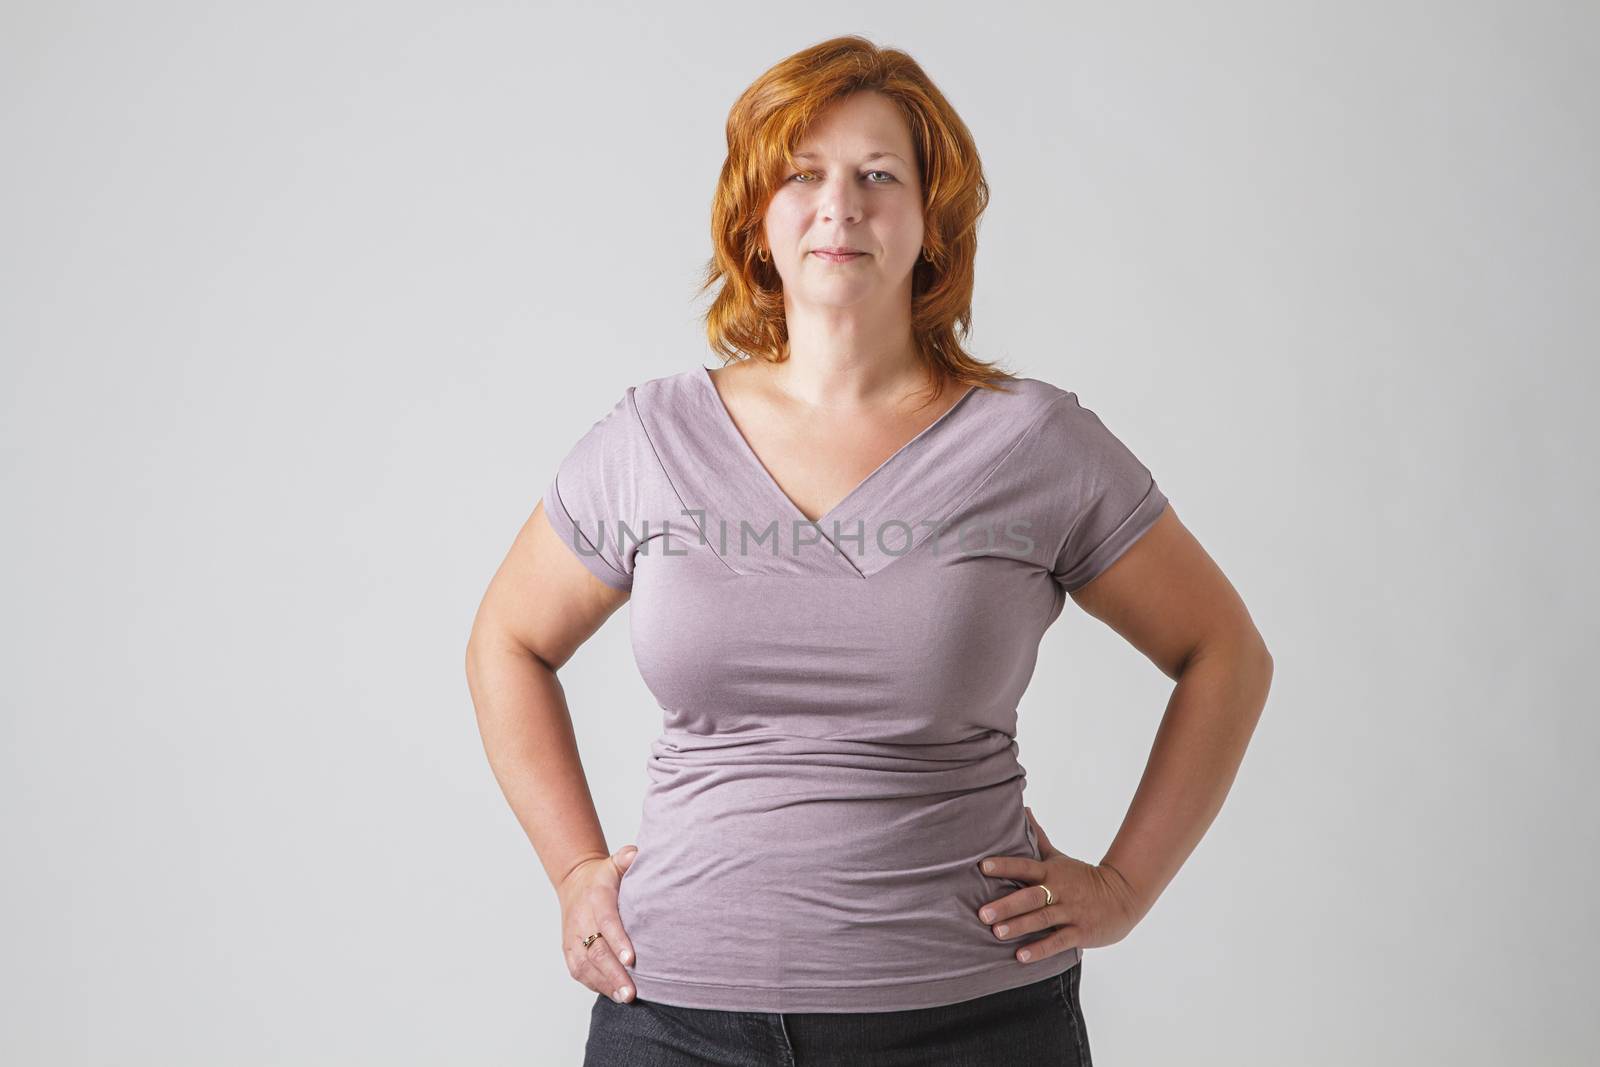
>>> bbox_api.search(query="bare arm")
[465,498,628,888]
[1070,504,1275,923]
[464,499,640,999]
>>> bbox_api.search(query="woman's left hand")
[975,806,1147,963]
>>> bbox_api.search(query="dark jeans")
[583,960,1092,1066]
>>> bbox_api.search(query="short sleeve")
[541,389,644,591]
[1045,393,1169,592]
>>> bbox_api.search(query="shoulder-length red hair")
[698,35,1018,400]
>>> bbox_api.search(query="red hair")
[698,35,1018,401]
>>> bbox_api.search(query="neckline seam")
[697,364,981,531]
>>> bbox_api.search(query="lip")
[812,249,866,262]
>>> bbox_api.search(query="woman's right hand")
[558,844,640,1004]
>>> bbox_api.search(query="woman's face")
[762,91,925,312]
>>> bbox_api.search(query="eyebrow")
[792,151,908,164]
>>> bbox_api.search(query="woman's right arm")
[463,498,639,1002]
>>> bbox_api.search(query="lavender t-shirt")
[541,365,1168,1013]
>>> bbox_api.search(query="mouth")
[812,249,867,262]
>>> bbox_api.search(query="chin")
[799,287,879,308]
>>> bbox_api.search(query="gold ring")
[582,932,603,949]
[1039,884,1054,906]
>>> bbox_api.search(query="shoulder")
[970,374,1097,447]
[974,375,1162,511]
[962,373,1069,424]
[994,376,1150,456]
[621,366,710,423]
[560,366,702,440]
[550,366,721,493]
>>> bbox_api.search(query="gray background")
[3,2,1594,1063]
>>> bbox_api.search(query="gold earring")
[922,247,934,263]
[756,246,769,263]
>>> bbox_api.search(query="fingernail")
[980,910,994,922]
[982,861,995,873]
[997,925,1009,936]
[1019,950,1031,962]
[621,950,632,964]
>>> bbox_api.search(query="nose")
[817,173,865,225]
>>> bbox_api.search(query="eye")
[785,170,899,184]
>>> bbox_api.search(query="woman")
[466,35,1273,1066]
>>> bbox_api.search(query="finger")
[566,925,634,1003]
[597,906,636,968]
[574,946,633,1003]
[988,900,1065,940]
[1014,923,1081,964]
[581,931,635,1003]
[977,883,1055,926]
[978,854,1043,887]
[565,939,606,995]
[972,870,1049,921]
[579,956,635,1003]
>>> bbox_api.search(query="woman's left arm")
[1071,503,1275,927]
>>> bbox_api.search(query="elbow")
[1248,630,1274,677]
[464,625,560,686]
[464,625,500,692]
[464,633,486,694]
[1176,627,1274,700]
[1248,634,1275,707]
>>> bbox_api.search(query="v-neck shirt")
[541,364,1169,1013]
[704,366,981,532]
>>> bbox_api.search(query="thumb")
[613,844,640,873]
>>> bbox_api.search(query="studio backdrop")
[1,2,1593,1064]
